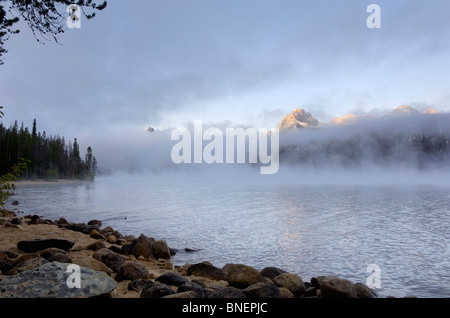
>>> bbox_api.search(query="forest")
[0,118,97,180]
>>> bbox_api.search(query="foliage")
[0,157,29,211]
[0,0,107,65]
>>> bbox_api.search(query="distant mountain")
[385,105,420,117]
[423,108,439,114]
[329,113,371,125]
[277,108,319,131]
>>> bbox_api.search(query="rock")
[163,291,199,298]
[106,235,117,244]
[242,282,282,298]
[0,252,15,274]
[279,287,295,298]
[186,262,227,281]
[11,200,19,205]
[354,283,377,298]
[127,279,156,292]
[225,264,264,288]
[108,246,122,254]
[11,218,21,225]
[152,240,170,259]
[0,262,117,298]
[131,234,152,258]
[305,287,317,297]
[93,248,127,273]
[38,248,72,263]
[273,273,306,297]
[310,277,321,289]
[7,254,48,275]
[156,271,189,287]
[184,248,200,252]
[17,239,75,253]
[87,241,106,251]
[89,229,105,240]
[29,215,42,224]
[177,281,205,298]
[140,283,175,298]
[320,276,356,298]
[71,256,113,276]
[260,267,287,281]
[56,217,68,225]
[87,219,102,227]
[207,286,247,298]
[115,261,150,282]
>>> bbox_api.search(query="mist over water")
[7,113,450,298]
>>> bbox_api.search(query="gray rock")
[0,262,117,298]
[140,283,175,298]
[260,267,287,281]
[155,271,189,286]
[186,262,227,281]
[177,281,205,298]
[17,239,75,253]
[242,282,282,298]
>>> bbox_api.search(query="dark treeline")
[0,119,97,180]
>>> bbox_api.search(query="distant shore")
[13,179,92,185]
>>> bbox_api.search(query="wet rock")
[140,283,175,298]
[115,261,150,282]
[186,262,227,281]
[310,277,321,289]
[354,282,377,298]
[17,239,75,253]
[152,240,171,259]
[177,281,205,298]
[320,276,356,298]
[225,264,264,288]
[242,282,282,298]
[11,200,19,206]
[260,267,287,281]
[273,273,306,297]
[0,262,117,298]
[155,271,189,286]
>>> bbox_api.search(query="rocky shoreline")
[1,210,385,298]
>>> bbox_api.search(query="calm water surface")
[7,174,450,298]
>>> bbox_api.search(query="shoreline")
[0,211,398,298]
[12,179,92,185]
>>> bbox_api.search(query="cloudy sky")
[1,0,450,150]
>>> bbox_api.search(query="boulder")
[87,241,106,251]
[131,234,152,258]
[279,287,295,298]
[155,271,189,286]
[163,291,199,298]
[89,229,105,240]
[87,219,102,227]
[140,283,175,298]
[0,262,117,298]
[17,239,74,253]
[114,261,150,282]
[6,254,48,275]
[177,281,205,298]
[273,273,306,297]
[38,248,72,263]
[242,282,282,298]
[106,235,117,244]
[320,276,356,298]
[260,267,287,281]
[186,262,227,281]
[225,264,264,288]
[152,240,170,259]
[93,248,127,273]
[354,283,378,298]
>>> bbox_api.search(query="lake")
[7,171,450,298]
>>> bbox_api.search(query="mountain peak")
[277,108,319,130]
[386,105,419,117]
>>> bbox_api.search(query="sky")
[1,0,450,157]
